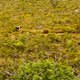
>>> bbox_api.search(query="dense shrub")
[11,59,75,80]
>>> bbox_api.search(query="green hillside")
[0,0,80,80]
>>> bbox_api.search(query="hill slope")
[0,0,80,79]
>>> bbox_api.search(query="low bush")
[11,59,75,80]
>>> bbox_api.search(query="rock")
[74,8,80,14]
[15,26,21,31]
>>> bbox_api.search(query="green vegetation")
[0,0,80,80]
[11,59,75,80]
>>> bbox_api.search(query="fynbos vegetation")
[0,0,80,80]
